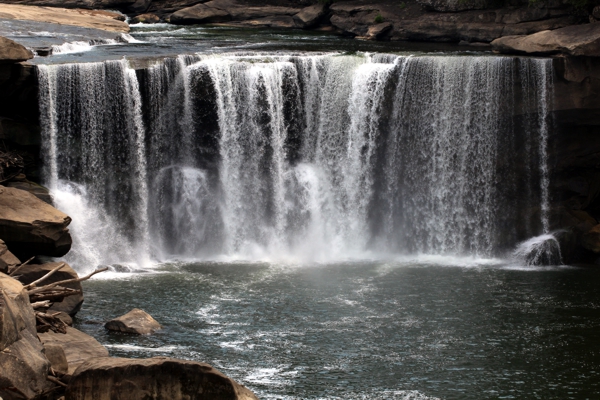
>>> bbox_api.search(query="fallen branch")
[27,267,109,295]
[35,311,68,334]
[8,256,35,276]
[23,263,66,290]
[30,300,51,309]
[47,375,67,388]
[29,288,82,303]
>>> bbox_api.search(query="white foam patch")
[104,344,180,352]
[51,41,94,54]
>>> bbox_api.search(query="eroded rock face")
[15,262,83,316]
[0,273,52,400]
[0,186,72,260]
[492,23,600,56]
[105,308,161,334]
[170,0,301,25]
[293,3,326,28]
[65,356,260,400]
[170,3,232,23]
[0,37,33,64]
[38,327,109,377]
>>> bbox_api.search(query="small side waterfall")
[37,53,554,270]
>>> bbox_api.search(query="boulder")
[130,13,161,23]
[14,262,83,316]
[38,327,109,377]
[594,5,600,20]
[0,37,34,64]
[359,22,392,40]
[0,273,53,399]
[169,3,232,24]
[0,186,72,260]
[65,356,259,400]
[492,23,600,56]
[127,0,152,13]
[105,308,161,335]
[0,239,20,274]
[293,3,326,28]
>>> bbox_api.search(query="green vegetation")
[399,2,407,8]
[374,13,384,23]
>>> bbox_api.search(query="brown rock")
[0,186,72,259]
[130,12,160,23]
[0,37,33,64]
[105,308,161,334]
[65,356,259,400]
[4,179,53,204]
[15,262,83,317]
[0,273,52,399]
[170,3,232,24]
[363,22,392,40]
[38,326,109,377]
[293,3,326,28]
[44,343,69,376]
[417,0,491,12]
[492,22,600,56]
[0,238,20,274]
[582,224,600,253]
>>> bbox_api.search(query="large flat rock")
[0,4,129,32]
[65,356,259,400]
[492,22,600,56]
[0,186,72,259]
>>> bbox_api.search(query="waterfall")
[37,53,554,270]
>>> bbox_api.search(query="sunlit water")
[76,260,600,399]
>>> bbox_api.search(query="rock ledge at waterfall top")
[492,23,600,56]
[0,36,33,63]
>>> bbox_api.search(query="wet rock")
[0,37,34,64]
[38,327,109,377]
[417,0,491,12]
[0,186,72,260]
[15,262,83,316]
[293,3,326,28]
[65,356,259,400]
[582,224,600,253]
[130,12,160,23]
[44,343,69,376]
[0,239,20,274]
[170,3,232,24]
[105,308,161,334]
[0,273,52,399]
[492,23,600,56]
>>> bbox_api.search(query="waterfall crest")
[38,53,553,270]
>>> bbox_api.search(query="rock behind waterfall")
[0,186,72,259]
[105,308,162,334]
[65,356,260,400]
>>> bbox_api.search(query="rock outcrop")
[38,326,110,377]
[0,4,129,32]
[492,23,600,56]
[65,356,260,400]
[15,262,84,316]
[130,12,160,23]
[0,239,20,274]
[0,186,72,259]
[0,273,52,400]
[293,3,326,28]
[0,37,33,64]
[105,308,162,334]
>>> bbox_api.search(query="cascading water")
[37,53,554,271]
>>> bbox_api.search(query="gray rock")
[65,356,259,400]
[170,3,232,24]
[594,5,600,20]
[105,308,161,334]
[0,273,53,399]
[417,0,491,12]
[38,327,109,377]
[15,262,84,317]
[127,0,151,13]
[43,343,69,376]
[0,186,72,260]
[492,22,600,56]
[293,3,326,28]
[0,36,33,64]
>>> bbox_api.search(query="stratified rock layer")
[0,186,72,259]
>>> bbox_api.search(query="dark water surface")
[76,260,600,399]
